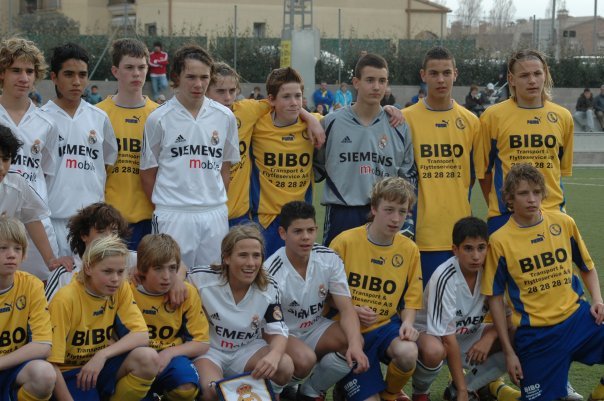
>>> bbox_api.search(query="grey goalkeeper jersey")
[314,106,417,206]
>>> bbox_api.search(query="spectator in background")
[574,88,596,132]
[482,83,499,105]
[381,86,396,106]
[149,41,169,102]
[313,81,334,112]
[249,85,265,100]
[465,84,485,116]
[86,85,102,105]
[28,85,42,106]
[411,88,425,104]
[156,94,166,105]
[594,84,604,130]
[314,103,326,116]
[302,96,311,112]
[335,82,353,107]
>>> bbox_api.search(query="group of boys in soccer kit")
[0,32,602,401]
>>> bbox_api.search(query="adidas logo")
[59,135,65,141]
[341,136,352,144]
[210,312,220,321]
[289,300,299,307]
[175,135,186,143]
[455,309,463,317]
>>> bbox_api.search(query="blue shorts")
[420,251,453,286]
[62,353,128,400]
[0,361,28,400]
[487,213,511,234]
[254,216,283,257]
[515,301,604,401]
[129,219,152,251]
[229,214,251,228]
[323,204,370,247]
[150,355,199,397]
[341,318,401,401]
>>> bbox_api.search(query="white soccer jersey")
[265,244,350,335]
[0,171,49,223]
[41,100,118,219]
[0,101,59,200]
[188,266,288,352]
[140,97,239,208]
[45,251,137,302]
[415,256,488,338]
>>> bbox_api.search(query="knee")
[23,360,56,396]
[130,347,160,378]
[292,348,317,378]
[390,340,418,370]
[418,344,445,368]
[273,353,295,386]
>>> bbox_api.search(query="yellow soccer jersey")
[482,211,594,327]
[0,271,52,356]
[476,99,574,218]
[48,279,148,371]
[403,101,480,251]
[131,282,209,351]
[330,226,423,333]
[250,114,315,228]
[98,96,158,223]
[228,100,270,220]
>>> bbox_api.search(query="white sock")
[412,359,443,394]
[465,352,507,391]
[300,352,351,397]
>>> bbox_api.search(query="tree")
[17,11,79,37]
[489,0,516,31]
[456,0,482,33]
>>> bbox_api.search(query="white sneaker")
[560,383,584,401]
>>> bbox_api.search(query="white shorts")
[290,317,335,351]
[152,204,228,269]
[198,339,267,377]
[51,217,71,257]
[22,217,59,280]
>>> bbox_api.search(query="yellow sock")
[167,385,199,401]
[109,372,155,401]
[489,380,520,401]
[17,386,50,401]
[380,362,415,400]
[591,377,604,400]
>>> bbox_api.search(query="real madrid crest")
[31,139,41,155]
[251,314,260,330]
[88,130,98,145]
[236,383,262,401]
[378,134,387,150]
[211,130,220,146]
[273,305,283,321]
[318,284,327,298]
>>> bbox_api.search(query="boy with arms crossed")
[402,47,481,282]
[42,43,118,255]
[412,217,517,401]
[0,37,68,278]
[314,54,416,247]
[140,45,239,268]
[476,49,574,233]
[133,234,210,401]
[265,201,369,400]
[0,217,56,401]
[330,177,423,401]
[97,38,157,250]
[482,164,604,401]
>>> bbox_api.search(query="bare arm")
[0,342,50,371]
[332,294,369,373]
[221,162,232,192]
[580,268,604,324]
[478,172,492,205]
[399,308,419,341]
[140,167,158,202]
[488,295,523,385]
[299,108,325,148]
[442,334,469,401]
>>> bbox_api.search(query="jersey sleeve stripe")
[570,236,590,272]
[432,264,456,324]
[44,267,68,300]
[266,257,283,275]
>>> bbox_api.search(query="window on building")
[146,23,157,36]
[253,22,266,38]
